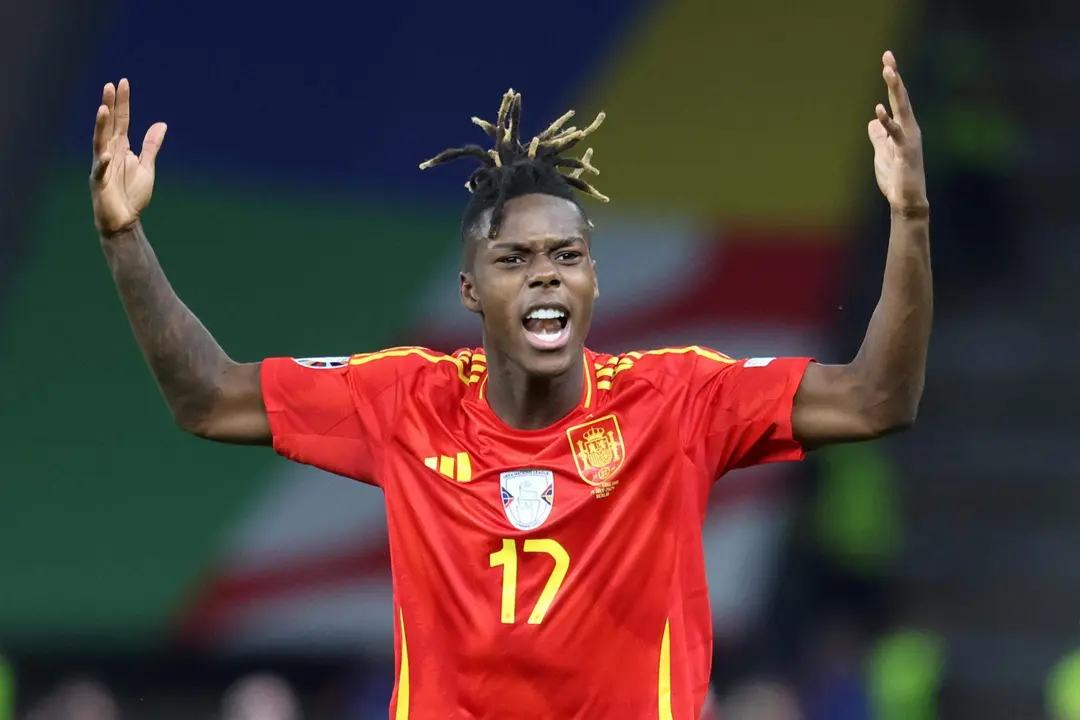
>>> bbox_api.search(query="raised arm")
[91,79,270,444]
[792,51,932,448]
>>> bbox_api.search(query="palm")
[98,140,155,224]
[866,52,927,212]
[870,124,899,200]
[90,79,167,235]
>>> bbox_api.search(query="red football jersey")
[261,346,811,720]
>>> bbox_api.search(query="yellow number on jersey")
[489,538,570,624]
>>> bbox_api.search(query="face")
[460,193,598,377]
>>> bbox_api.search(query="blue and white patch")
[744,357,776,368]
[500,469,555,531]
[292,356,350,369]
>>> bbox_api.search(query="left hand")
[869,51,928,214]
[90,79,167,236]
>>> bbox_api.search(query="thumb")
[139,122,168,171]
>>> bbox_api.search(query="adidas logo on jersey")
[424,453,473,483]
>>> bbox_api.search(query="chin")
[518,345,581,379]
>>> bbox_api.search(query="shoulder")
[589,346,737,395]
[358,347,489,414]
[628,346,737,371]
[347,346,473,374]
[347,346,481,388]
[278,347,479,398]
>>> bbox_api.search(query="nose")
[528,255,561,289]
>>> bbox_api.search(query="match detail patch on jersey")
[291,356,350,369]
[744,357,776,368]
[500,470,555,531]
[566,414,625,497]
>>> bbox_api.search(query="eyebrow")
[488,237,584,253]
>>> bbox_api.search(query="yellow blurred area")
[580,0,910,228]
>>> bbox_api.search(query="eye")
[497,255,524,265]
[556,251,582,262]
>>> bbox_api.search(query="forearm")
[851,207,932,428]
[100,221,232,430]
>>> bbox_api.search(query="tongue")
[524,317,562,334]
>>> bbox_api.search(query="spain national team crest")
[566,414,626,496]
[500,470,555,531]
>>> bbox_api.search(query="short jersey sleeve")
[673,350,813,478]
[260,353,423,486]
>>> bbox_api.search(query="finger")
[867,119,889,151]
[92,105,110,158]
[876,103,905,143]
[881,54,913,123]
[139,122,168,171]
[90,153,112,186]
[114,78,131,140]
[101,83,116,141]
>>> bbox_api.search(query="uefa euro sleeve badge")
[291,356,350,368]
[500,470,556,531]
[565,414,625,499]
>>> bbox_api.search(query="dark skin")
[789,51,932,447]
[459,194,598,430]
[90,80,269,444]
[90,50,929,448]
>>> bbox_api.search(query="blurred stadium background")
[1,0,1077,718]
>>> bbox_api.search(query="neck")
[483,351,584,431]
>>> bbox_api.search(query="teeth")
[527,308,567,320]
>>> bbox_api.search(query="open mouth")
[521,305,572,351]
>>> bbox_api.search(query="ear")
[460,271,482,314]
[591,258,599,299]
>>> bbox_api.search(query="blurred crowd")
[5,0,1071,718]
[12,673,300,720]
[13,648,1080,720]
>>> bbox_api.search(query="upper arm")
[257,350,436,485]
[677,351,813,477]
[258,355,382,483]
[192,361,272,446]
[790,362,901,449]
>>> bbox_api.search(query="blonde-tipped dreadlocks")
[420,89,608,240]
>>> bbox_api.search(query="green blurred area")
[0,166,455,646]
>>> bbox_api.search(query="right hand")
[90,79,167,235]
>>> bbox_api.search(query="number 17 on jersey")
[489,538,570,624]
